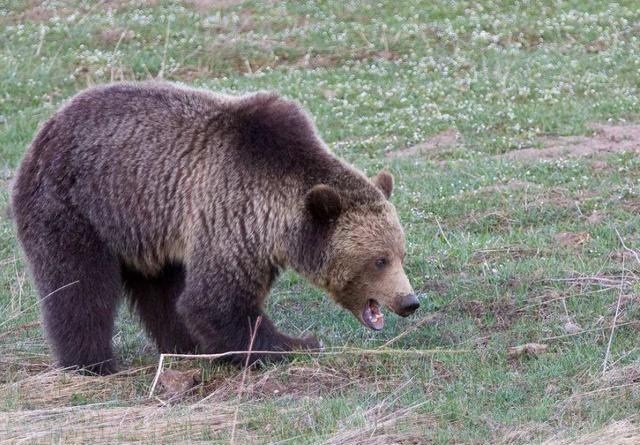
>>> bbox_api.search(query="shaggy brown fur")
[12,82,416,375]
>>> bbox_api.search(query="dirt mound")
[385,124,639,162]
[386,129,460,158]
[501,124,640,161]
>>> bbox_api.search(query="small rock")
[591,161,610,171]
[564,321,582,334]
[0,164,11,180]
[158,368,201,400]
[507,343,548,358]
[585,39,607,53]
[587,212,605,225]
[322,89,337,99]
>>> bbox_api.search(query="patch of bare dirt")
[465,210,516,231]
[471,245,540,264]
[386,129,460,158]
[453,181,539,204]
[501,124,640,161]
[242,364,352,399]
[460,297,519,332]
[587,211,605,225]
[98,28,135,45]
[498,28,544,49]
[591,160,611,171]
[585,39,609,53]
[19,7,56,23]
[295,49,398,70]
[554,231,591,248]
[541,187,598,208]
[475,180,538,194]
[1,1,93,24]
[190,357,389,405]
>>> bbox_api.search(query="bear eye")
[375,257,388,269]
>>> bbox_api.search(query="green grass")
[1,0,640,443]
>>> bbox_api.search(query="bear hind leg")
[17,208,121,375]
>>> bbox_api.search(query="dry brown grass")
[0,345,440,443]
[541,419,640,445]
[600,361,640,387]
[0,364,155,409]
[1,402,242,445]
[320,401,431,445]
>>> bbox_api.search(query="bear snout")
[395,293,420,317]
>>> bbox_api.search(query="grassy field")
[1,0,640,443]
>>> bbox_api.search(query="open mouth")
[362,299,385,331]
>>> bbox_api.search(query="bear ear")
[305,184,342,222]
[373,170,393,199]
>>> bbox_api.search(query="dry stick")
[367,375,417,441]
[109,29,128,82]
[569,381,640,400]
[457,320,640,348]
[434,215,452,248]
[15,258,25,311]
[35,24,46,57]
[380,312,440,348]
[0,280,79,329]
[157,19,171,79]
[520,286,611,311]
[0,321,40,340]
[609,346,640,369]
[148,346,468,398]
[546,275,629,284]
[230,316,262,445]
[149,355,166,398]
[615,227,640,266]
[158,346,466,360]
[540,320,638,343]
[603,238,626,376]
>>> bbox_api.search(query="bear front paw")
[300,333,323,352]
[287,333,323,353]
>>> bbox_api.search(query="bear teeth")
[363,299,384,331]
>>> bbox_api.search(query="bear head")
[305,170,418,330]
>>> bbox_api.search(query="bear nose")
[396,293,420,317]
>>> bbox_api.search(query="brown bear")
[11,82,419,375]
